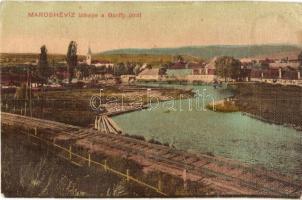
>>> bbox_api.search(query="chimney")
[278,68,282,79]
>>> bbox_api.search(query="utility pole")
[25,67,29,116]
[29,66,33,117]
[52,59,55,77]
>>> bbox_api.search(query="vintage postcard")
[0,1,302,198]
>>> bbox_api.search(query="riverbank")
[1,85,194,127]
[230,83,302,131]
[3,113,301,197]
[113,84,302,178]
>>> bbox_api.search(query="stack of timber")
[95,114,122,134]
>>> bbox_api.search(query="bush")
[124,134,146,141]
[148,138,162,145]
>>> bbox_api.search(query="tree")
[66,41,78,83]
[113,63,127,76]
[126,63,135,75]
[175,55,184,63]
[159,64,168,75]
[215,56,241,82]
[37,45,51,85]
[260,61,269,69]
[146,64,152,70]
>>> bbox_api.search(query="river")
[113,83,302,178]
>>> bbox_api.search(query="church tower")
[86,46,92,65]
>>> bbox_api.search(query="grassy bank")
[1,127,125,197]
[1,86,193,127]
[232,83,302,130]
[1,125,214,197]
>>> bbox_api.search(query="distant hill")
[99,44,301,59]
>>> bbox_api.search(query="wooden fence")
[20,126,167,196]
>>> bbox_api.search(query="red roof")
[169,62,187,69]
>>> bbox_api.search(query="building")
[136,68,162,81]
[166,69,192,78]
[250,67,301,84]
[187,57,217,83]
[169,61,187,69]
[92,60,114,68]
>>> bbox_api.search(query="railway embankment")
[2,112,302,197]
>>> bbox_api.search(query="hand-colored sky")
[1,1,302,54]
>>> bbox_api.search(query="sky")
[1,1,302,55]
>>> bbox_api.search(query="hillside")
[1,44,300,66]
[91,54,202,65]
[99,44,301,59]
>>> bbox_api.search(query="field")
[0,53,201,66]
[93,54,201,65]
[0,53,85,66]
[1,85,193,126]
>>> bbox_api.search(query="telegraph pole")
[25,67,29,116]
[29,66,32,117]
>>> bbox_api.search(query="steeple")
[86,45,92,65]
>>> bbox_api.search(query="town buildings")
[136,68,161,81]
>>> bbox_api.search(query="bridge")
[1,112,301,197]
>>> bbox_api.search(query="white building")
[137,68,161,81]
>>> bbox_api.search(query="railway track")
[1,112,301,197]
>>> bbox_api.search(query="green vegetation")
[92,53,203,65]
[0,53,86,66]
[66,41,78,83]
[93,54,177,65]
[233,83,302,130]
[215,56,241,81]
[1,86,194,126]
[1,44,300,67]
[123,134,146,141]
[37,45,52,84]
